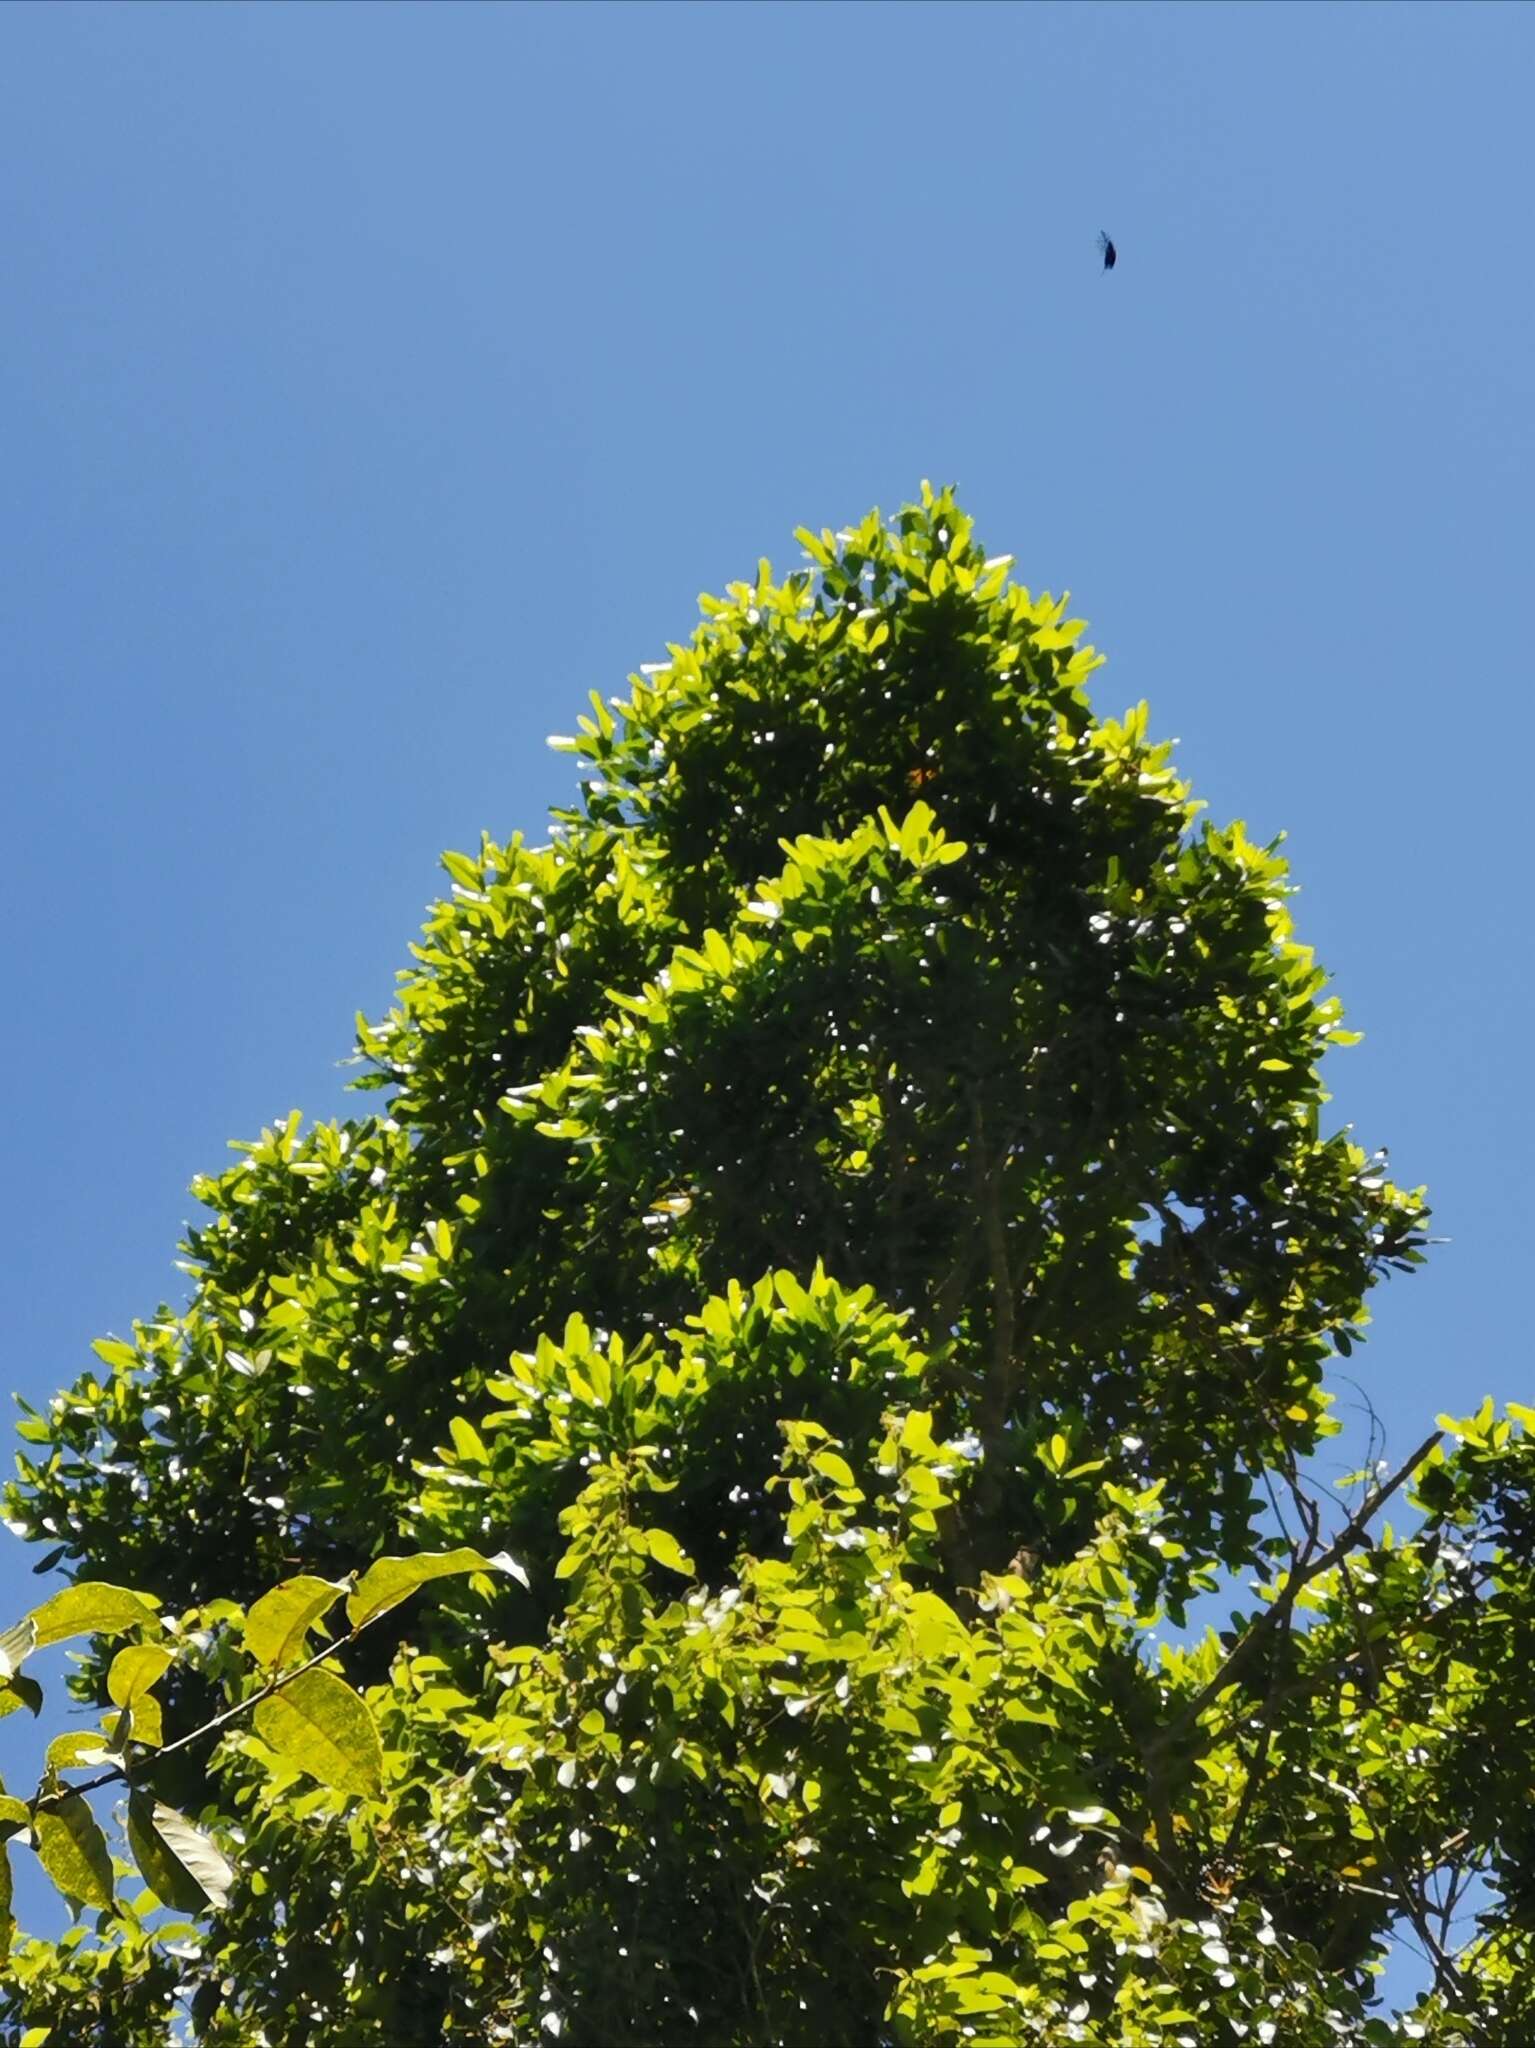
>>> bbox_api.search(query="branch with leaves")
[1157,1429,1443,1752]
[0,1544,526,1931]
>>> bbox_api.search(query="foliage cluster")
[1,489,1528,2046]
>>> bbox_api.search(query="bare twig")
[1383,1846,1469,2010]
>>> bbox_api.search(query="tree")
[1,486,1528,2044]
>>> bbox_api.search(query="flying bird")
[1099,230,1117,271]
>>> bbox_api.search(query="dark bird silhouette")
[1099,230,1117,271]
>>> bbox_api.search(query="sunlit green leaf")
[33,1793,114,1909]
[44,1730,115,1771]
[0,1674,43,1722]
[127,1791,234,1913]
[0,1618,37,1680]
[643,1528,693,1577]
[106,1643,176,1718]
[345,1547,527,1632]
[28,1582,160,1649]
[243,1576,346,1671]
[253,1666,384,1799]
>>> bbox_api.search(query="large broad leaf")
[243,1576,347,1671]
[253,1666,384,1799]
[107,1642,176,1747]
[345,1546,528,1631]
[44,1730,115,1771]
[127,1791,234,1913]
[33,1792,114,1909]
[0,1618,37,1679]
[0,1794,30,1843]
[0,1674,43,1723]
[29,1582,160,1649]
[643,1528,694,1577]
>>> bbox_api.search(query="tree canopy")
[2,487,1530,2045]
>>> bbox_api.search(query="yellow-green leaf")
[33,1792,114,1909]
[1002,1698,1058,1728]
[45,1730,115,1771]
[346,1547,526,1632]
[107,1642,175,1704]
[449,1418,488,1465]
[907,1592,967,1660]
[0,1675,42,1723]
[643,1528,694,1577]
[253,1666,384,1798]
[91,1338,139,1372]
[809,1451,857,1489]
[899,1412,936,1455]
[29,1582,160,1649]
[0,1618,37,1680]
[0,1794,30,1842]
[243,1577,347,1671]
[127,1791,235,1913]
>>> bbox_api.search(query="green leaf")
[127,1790,235,1913]
[107,1641,176,1709]
[0,1674,44,1722]
[243,1577,347,1671]
[809,1451,857,1489]
[253,1666,385,1799]
[440,848,484,891]
[0,1617,37,1679]
[0,1794,31,1842]
[643,1528,694,1576]
[448,1417,488,1465]
[29,1581,160,1648]
[45,1730,115,1770]
[33,1792,114,1909]
[90,1338,139,1372]
[346,1547,527,1632]
[907,1591,967,1660]
[104,1640,176,1746]
[899,1412,937,1455]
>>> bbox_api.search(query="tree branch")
[31,1609,380,1819]
[1156,1430,1442,1749]
[968,1092,1016,1497]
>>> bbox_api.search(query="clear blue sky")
[2,1,1530,1995]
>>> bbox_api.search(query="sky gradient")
[3,1,1530,1994]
